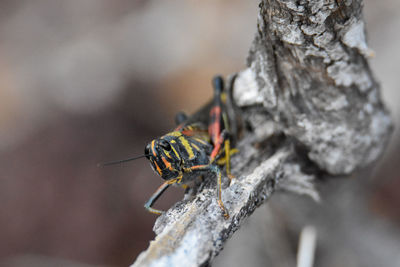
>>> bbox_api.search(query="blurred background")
[0,0,398,266]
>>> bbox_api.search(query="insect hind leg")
[211,130,235,181]
[223,134,235,181]
[210,76,235,180]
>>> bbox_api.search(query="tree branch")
[132,0,392,266]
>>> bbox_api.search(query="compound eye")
[144,144,151,159]
[159,140,171,151]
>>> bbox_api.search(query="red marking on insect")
[208,106,221,142]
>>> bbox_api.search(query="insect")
[101,75,239,219]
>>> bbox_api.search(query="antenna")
[97,154,150,167]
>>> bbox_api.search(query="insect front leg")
[188,164,229,219]
[144,181,170,215]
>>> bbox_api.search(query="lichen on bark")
[238,0,392,175]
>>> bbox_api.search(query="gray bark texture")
[132,0,392,266]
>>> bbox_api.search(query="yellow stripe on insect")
[216,148,239,165]
[167,174,183,185]
[192,137,209,146]
[164,149,172,158]
[221,92,227,103]
[179,136,195,159]
[192,143,200,151]
[169,140,181,161]
[166,131,182,137]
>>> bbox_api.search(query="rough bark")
[132,0,392,266]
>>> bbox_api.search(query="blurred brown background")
[0,0,398,266]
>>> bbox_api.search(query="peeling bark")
[132,0,392,266]
[239,0,392,175]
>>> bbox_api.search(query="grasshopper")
[102,75,239,219]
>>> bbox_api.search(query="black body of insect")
[142,75,240,218]
[101,75,239,219]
